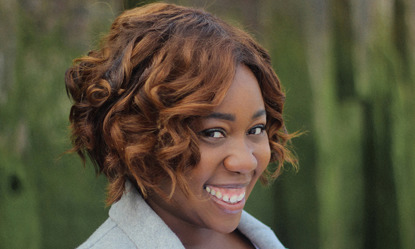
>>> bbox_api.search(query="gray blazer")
[77,182,286,249]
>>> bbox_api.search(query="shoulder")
[77,181,185,249]
[76,218,136,249]
[238,211,286,249]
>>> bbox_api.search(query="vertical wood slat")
[304,0,364,248]
[390,0,415,248]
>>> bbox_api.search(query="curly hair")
[65,3,296,205]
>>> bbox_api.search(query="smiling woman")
[146,65,272,245]
[65,2,296,249]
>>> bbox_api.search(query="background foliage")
[0,0,414,248]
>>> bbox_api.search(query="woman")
[65,3,296,249]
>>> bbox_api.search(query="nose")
[223,140,257,174]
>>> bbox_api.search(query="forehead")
[213,64,264,114]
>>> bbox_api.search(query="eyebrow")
[252,109,266,119]
[206,112,235,121]
[206,109,266,122]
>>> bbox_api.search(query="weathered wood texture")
[305,0,415,248]
[0,1,120,248]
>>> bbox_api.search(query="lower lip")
[209,194,246,214]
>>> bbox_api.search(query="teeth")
[237,192,245,202]
[205,186,245,204]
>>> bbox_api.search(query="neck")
[144,193,254,248]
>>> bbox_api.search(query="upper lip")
[204,182,250,189]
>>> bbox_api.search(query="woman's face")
[146,64,271,235]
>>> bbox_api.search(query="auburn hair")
[65,3,296,205]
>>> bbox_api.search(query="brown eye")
[199,128,226,138]
[247,125,266,135]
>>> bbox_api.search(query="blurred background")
[0,0,414,248]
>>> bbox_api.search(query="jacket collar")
[238,210,285,249]
[109,181,284,249]
[109,181,185,248]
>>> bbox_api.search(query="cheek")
[256,141,271,173]
[187,147,217,183]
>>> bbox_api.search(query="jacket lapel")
[109,181,185,249]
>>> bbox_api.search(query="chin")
[210,212,242,234]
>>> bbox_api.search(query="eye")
[247,124,266,135]
[199,128,226,138]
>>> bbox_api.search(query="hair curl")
[65,3,297,205]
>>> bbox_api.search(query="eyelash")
[198,124,266,139]
[247,124,266,135]
[199,128,226,138]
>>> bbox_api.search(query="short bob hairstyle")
[65,3,296,204]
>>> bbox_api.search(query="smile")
[204,185,246,204]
